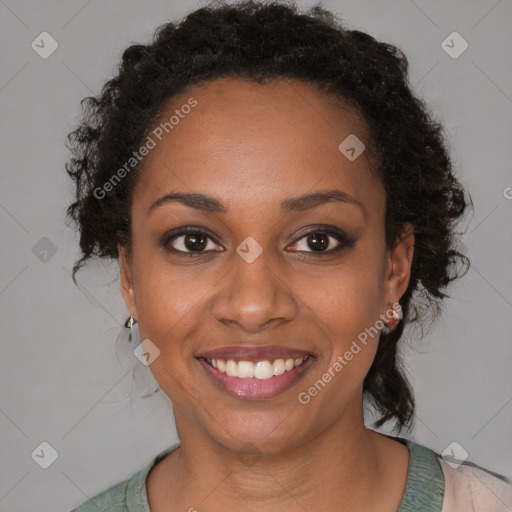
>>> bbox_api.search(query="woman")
[66,1,512,510]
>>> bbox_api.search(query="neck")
[152,403,408,512]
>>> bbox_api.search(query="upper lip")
[197,345,313,362]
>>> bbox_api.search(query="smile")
[207,356,309,379]
[196,355,314,400]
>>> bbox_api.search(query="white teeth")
[207,357,308,379]
[254,360,273,379]
[273,359,286,376]
[226,360,238,377]
[237,360,254,378]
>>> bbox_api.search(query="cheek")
[130,256,210,356]
[294,275,383,413]
[295,253,385,338]
[319,278,383,341]
[126,241,223,403]
[293,253,385,383]
[131,264,204,401]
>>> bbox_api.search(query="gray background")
[0,0,511,510]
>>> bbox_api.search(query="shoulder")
[70,442,181,512]
[390,434,512,512]
[438,456,512,512]
[70,478,131,512]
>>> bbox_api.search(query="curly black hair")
[65,0,472,433]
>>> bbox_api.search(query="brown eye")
[287,227,356,254]
[306,232,330,252]
[164,230,221,254]
[183,232,207,251]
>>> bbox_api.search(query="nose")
[211,248,299,334]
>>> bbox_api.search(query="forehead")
[133,77,383,217]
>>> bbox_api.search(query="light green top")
[71,436,445,511]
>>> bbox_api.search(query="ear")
[119,243,138,319]
[382,222,415,309]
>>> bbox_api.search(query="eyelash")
[160,225,356,257]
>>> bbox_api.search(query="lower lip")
[197,357,314,400]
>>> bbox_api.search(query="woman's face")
[119,77,413,453]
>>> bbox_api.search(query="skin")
[119,77,415,512]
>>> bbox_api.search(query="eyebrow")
[147,189,364,216]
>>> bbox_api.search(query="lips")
[195,344,315,399]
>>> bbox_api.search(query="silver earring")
[124,314,137,342]
[124,314,136,328]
